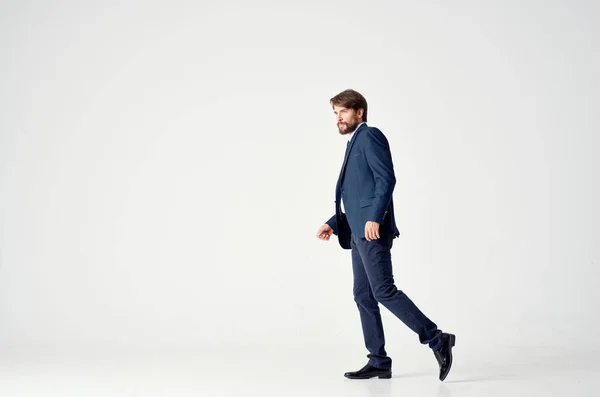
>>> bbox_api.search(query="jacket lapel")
[337,123,367,186]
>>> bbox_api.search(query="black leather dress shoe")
[344,364,392,379]
[433,333,456,381]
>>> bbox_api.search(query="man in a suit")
[316,89,455,381]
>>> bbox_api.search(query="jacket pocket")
[360,197,374,207]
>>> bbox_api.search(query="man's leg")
[354,234,444,350]
[351,234,392,369]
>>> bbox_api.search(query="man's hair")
[330,89,368,122]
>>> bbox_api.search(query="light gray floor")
[0,345,598,396]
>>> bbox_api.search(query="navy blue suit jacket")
[326,123,400,249]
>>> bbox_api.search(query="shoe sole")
[344,373,392,379]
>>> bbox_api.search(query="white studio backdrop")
[0,0,598,358]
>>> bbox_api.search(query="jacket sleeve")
[364,128,396,223]
[326,214,338,235]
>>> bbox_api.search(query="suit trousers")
[351,233,443,369]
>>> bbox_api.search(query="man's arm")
[364,128,396,224]
[326,214,338,235]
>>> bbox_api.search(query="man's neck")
[348,121,366,141]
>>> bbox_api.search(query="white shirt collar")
[347,122,366,141]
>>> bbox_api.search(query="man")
[316,89,455,381]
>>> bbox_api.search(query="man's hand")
[365,221,380,241]
[316,224,334,241]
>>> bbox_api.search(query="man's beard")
[338,119,359,135]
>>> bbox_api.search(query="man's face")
[333,105,363,135]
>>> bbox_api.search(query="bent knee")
[372,284,399,302]
[353,288,375,304]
